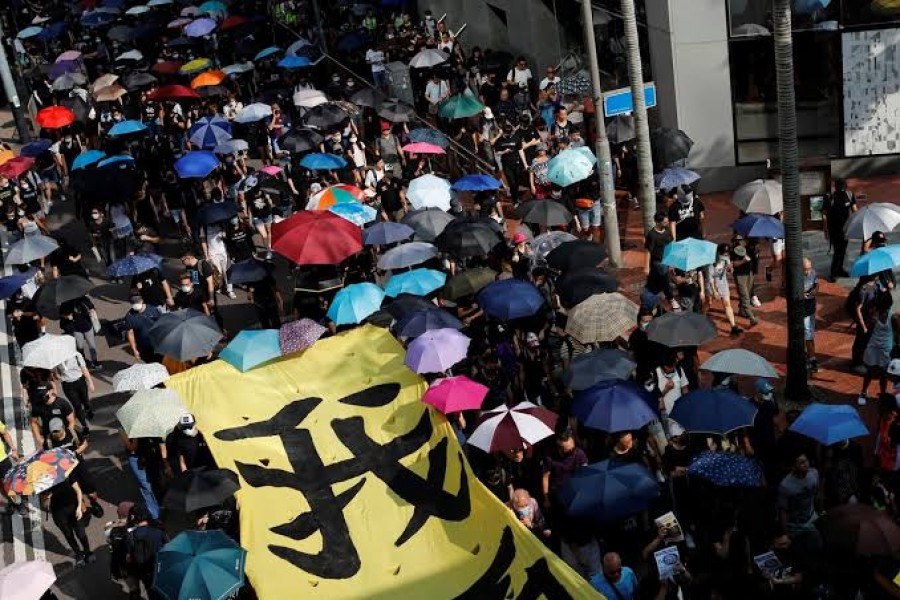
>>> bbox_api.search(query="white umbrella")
[116,389,187,438]
[467,401,557,453]
[222,62,254,76]
[407,174,452,211]
[5,234,59,264]
[377,242,438,270]
[292,89,328,108]
[844,204,900,240]
[22,334,77,369]
[731,179,784,215]
[700,349,779,378]
[214,139,249,154]
[112,362,171,391]
[0,560,57,600]
[125,5,150,15]
[115,49,144,62]
[233,102,272,124]
[409,48,448,69]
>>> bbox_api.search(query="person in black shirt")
[731,235,758,326]
[247,273,283,329]
[822,178,858,281]
[376,172,406,221]
[42,476,93,565]
[51,244,89,279]
[29,383,76,449]
[667,186,705,241]
[224,216,256,263]
[644,212,675,308]
[59,296,100,367]
[173,273,210,314]
[479,71,500,108]
[495,124,523,205]
[164,413,211,474]
[131,267,173,310]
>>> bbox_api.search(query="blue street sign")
[603,82,657,117]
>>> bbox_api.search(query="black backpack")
[129,527,159,570]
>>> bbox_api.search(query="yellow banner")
[167,325,601,599]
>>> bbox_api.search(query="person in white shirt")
[364,158,387,190]
[201,222,235,298]
[539,65,561,91]
[507,56,533,88]
[365,46,387,90]
[424,73,449,116]
[655,356,689,415]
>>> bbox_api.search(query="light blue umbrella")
[548,148,595,187]
[175,151,220,178]
[17,26,43,39]
[148,0,174,6]
[185,17,217,37]
[188,115,232,150]
[98,154,135,168]
[253,46,281,61]
[789,403,868,446]
[199,0,228,15]
[384,269,447,297]
[327,283,385,325]
[233,102,272,124]
[300,153,347,170]
[278,55,312,69]
[328,202,377,226]
[153,530,247,600]
[851,245,900,277]
[660,238,718,271]
[72,150,106,170]
[108,120,148,137]
[219,329,282,371]
[654,167,700,190]
[222,62,254,76]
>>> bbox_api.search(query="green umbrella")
[154,530,247,600]
[439,93,484,120]
[116,389,187,438]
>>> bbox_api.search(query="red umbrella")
[151,61,184,75]
[147,85,201,101]
[467,401,558,453]
[272,211,362,265]
[219,16,248,30]
[0,156,35,179]
[35,106,75,129]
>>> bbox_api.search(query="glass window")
[728,0,840,37]
[843,0,900,28]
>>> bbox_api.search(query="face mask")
[349,137,358,143]
[181,285,192,293]
[91,212,101,220]
[515,507,532,519]
[64,136,72,143]
[640,321,650,330]
[131,303,144,311]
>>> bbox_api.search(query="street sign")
[603,82,656,117]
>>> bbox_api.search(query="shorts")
[577,202,602,228]
[804,314,815,341]
[40,169,60,184]
[253,216,273,228]
[772,238,785,256]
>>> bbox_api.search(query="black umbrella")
[645,312,717,347]
[227,259,269,285]
[166,36,199,48]
[441,267,497,300]
[349,87,385,108]
[651,128,694,169]
[607,115,635,145]
[383,293,436,320]
[394,308,463,338]
[436,221,501,258]
[378,99,415,123]
[364,308,394,328]
[401,208,455,242]
[546,240,607,272]
[163,468,240,513]
[33,276,94,319]
[515,199,573,227]
[124,72,157,90]
[149,309,223,360]
[563,349,638,390]
[257,176,292,198]
[557,268,619,308]
[304,103,349,130]
[58,96,91,123]
[278,128,324,153]
[197,85,229,98]
[196,201,239,226]
[107,25,134,43]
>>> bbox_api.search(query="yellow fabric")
[873,0,900,14]
[168,325,601,600]
[0,420,7,462]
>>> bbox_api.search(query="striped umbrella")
[409,128,449,148]
[467,401,558,453]
[188,115,232,150]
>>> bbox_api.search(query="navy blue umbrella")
[196,201,239,226]
[0,270,34,300]
[452,174,503,192]
[337,31,371,52]
[563,348,637,390]
[559,461,660,521]
[732,214,785,239]
[477,279,546,321]
[572,379,657,432]
[669,389,758,435]
[37,22,67,41]
[408,128,449,148]
[107,254,163,278]
[395,308,463,338]
[20,139,52,157]
[227,259,269,285]
[687,451,764,487]
[363,222,415,246]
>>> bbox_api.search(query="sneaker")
[90,502,104,518]
[730,326,743,336]
[858,394,868,406]
[751,296,762,307]
[227,290,237,299]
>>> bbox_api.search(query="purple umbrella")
[185,17,216,37]
[49,60,80,80]
[278,318,327,354]
[404,328,470,374]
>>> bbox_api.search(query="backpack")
[199,259,224,292]
[129,528,159,569]
[108,525,129,578]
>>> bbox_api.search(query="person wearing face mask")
[173,273,210,314]
[124,294,162,363]
[346,134,367,185]
[508,488,550,539]
[164,413,211,474]
[87,206,113,266]
[707,243,743,336]
[628,307,658,388]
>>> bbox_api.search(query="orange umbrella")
[190,70,226,89]
[0,149,14,166]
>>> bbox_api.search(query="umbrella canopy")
[299,152,347,170]
[423,376,488,414]
[558,461,659,521]
[17,26,44,39]
[234,102,272,124]
[700,349,778,377]
[395,308,463,338]
[646,311,717,347]
[405,328,470,373]
[563,349,637,390]
[112,362,170,391]
[149,309,223,360]
[851,245,900,277]
[220,329,282,371]
[52,72,87,91]
[670,389,758,434]
[546,239,607,272]
[572,379,657,433]
[33,276,94,319]
[557,268,619,308]
[163,468,241,513]
[292,89,328,108]
[116,389,188,438]
[650,127,694,168]
[442,267,497,300]
[147,84,201,101]
[731,179,784,215]
[820,503,900,556]
[566,293,638,344]
[607,115,636,144]
[363,221,414,246]
[307,184,364,210]
[732,213,785,239]
[0,561,57,600]
[272,211,362,265]
[439,94,485,119]
[467,401,557,453]
[660,238,718,271]
[153,530,247,600]
[94,84,129,103]
[0,156,34,179]
[188,115,232,149]
[329,202,377,226]
[279,318,327,354]
[844,204,900,240]
[409,48,448,68]
[477,279,546,321]
[533,231,579,264]
[654,167,700,190]
[279,128,324,153]
[6,234,59,264]
[435,221,501,258]
[153,60,184,75]
[22,334,77,369]
[383,294,436,320]
[3,448,78,498]
[789,403,869,445]
[377,241,438,270]
[407,174,453,211]
[409,128,450,148]
[214,139,249,155]
[191,70,226,89]
[515,199,573,227]
[327,283,385,325]
[452,174,502,192]
[378,100,415,123]
[108,120,149,137]
[304,103,349,130]
[384,268,446,297]
[402,208,455,241]
[0,270,34,300]
[36,106,76,129]
[196,201,240,227]
[175,151,220,178]
[254,46,281,61]
[185,17,217,37]
[402,142,445,155]
[349,87,385,108]
[226,258,268,285]
[687,451,764,487]
[547,148,594,187]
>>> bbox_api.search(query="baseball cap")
[178,413,198,436]
[888,358,900,376]
[48,418,65,432]
[755,378,774,398]
[512,232,527,244]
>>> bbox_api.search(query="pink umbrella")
[467,401,558,453]
[422,376,488,414]
[55,50,81,63]
[260,165,282,176]
[401,142,446,155]
[279,318,327,354]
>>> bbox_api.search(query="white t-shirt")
[366,49,386,73]
[655,366,688,414]
[539,76,560,90]
[425,79,448,104]
[205,223,227,257]
[507,67,533,86]
[365,167,386,189]
[349,142,366,168]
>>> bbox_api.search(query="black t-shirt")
[49,477,78,512]
[248,275,278,305]
[225,223,255,262]
[31,397,75,436]
[165,430,201,472]
[377,177,403,212]
[823,190,856,232]
[516,128,541,162]
[174,286,207,312]
[731,247,754,276]
[644,227,672,263]
[0,181,16,207]
[480,82,499,108]
[59,296,94,334]
[667,196,705,240]
[132,269,167,307]
[494,135,520,169]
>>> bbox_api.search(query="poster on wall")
[843,29,900,156]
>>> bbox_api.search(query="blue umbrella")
[227,259,269,285]
[794,0,831,13]
[327,283,385,325]
[185,17,217,38]
[107,254,162,278]
[547,148,594,187]
[384,269,447,298]
[337,31,371,51]
[188,115,232,150]
[199,0,228,14]
[37,22,67,41]
[20,139,52,157]
[220,329,282,371]
[687,451,764,487]
[452,174,503,192]
[660,238,718,271]
[669,389,758,435]
[363,222,414,246]
[153,530,247,600]
[559,461,659,521]
[851,245,900,277]
[175,151,220,179]
[0,269,35,300]
[477,279,546,321]
[572,379,658,433]
[654,167,700,190]
[98,155,135,169]
[328,202,377,226]
[254,46,281,61]
[409,128,449,148]
[82,11,117,26]
[196,201,239,226]
[789,403,869,446]
[108,120,148,137]
[732,214,785,239]
[278,55,312,69]
[395,308,463,338]
[17,26,44,39]
[300,153,347,170]
[49,61,79,80]
[72,150,106,170]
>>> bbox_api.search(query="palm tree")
[773,0,809,400]
[620,0,655,232]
